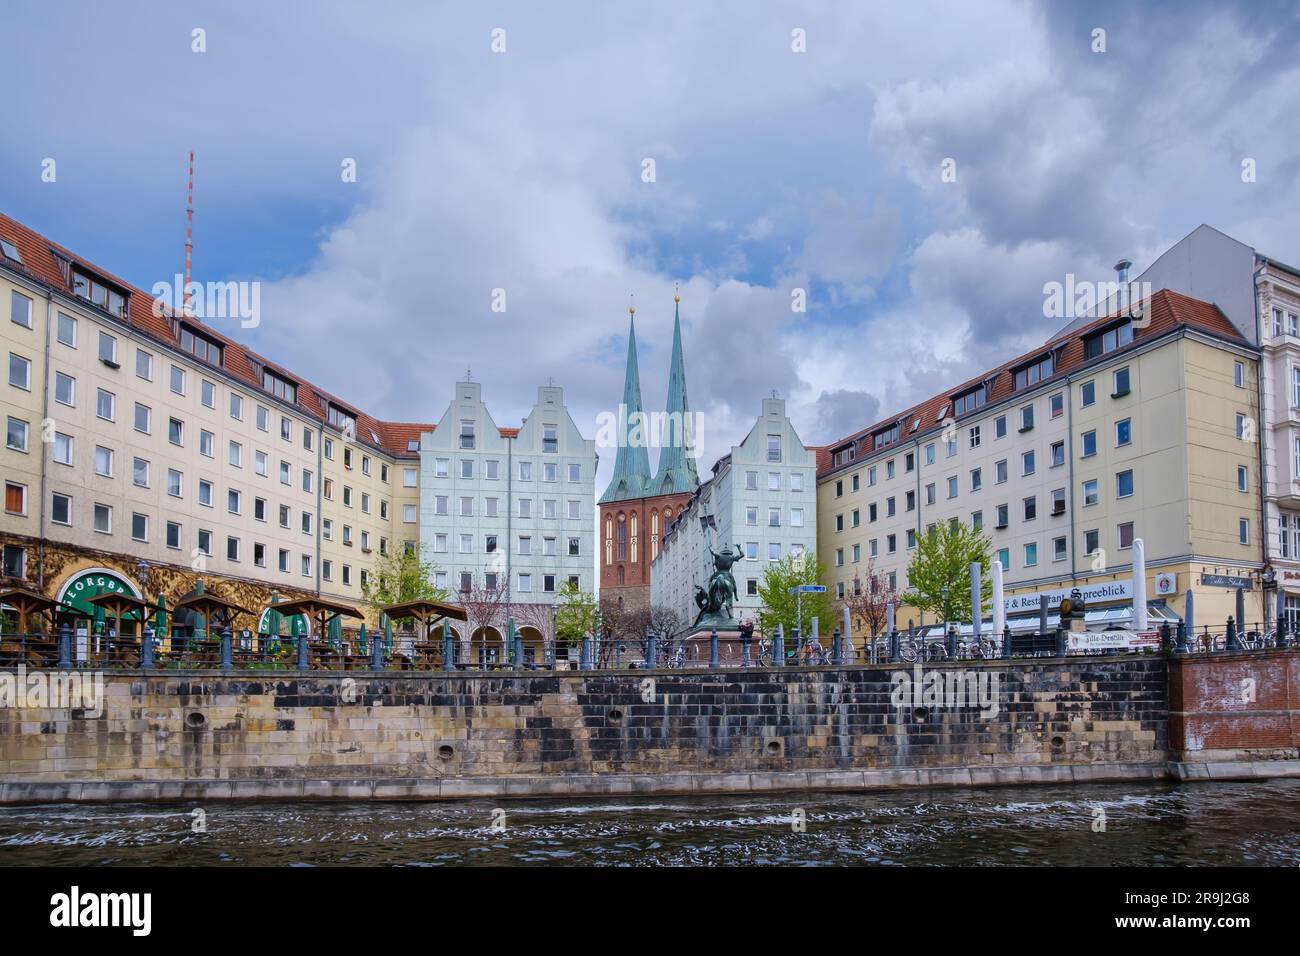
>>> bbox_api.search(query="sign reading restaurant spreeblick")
[1002,581,1133,614]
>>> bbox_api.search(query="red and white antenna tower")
[183,150,195,316]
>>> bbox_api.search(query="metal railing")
[1,614,1293,674]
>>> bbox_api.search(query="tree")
[842,559,898,637]
[554,582,597,654]
[903,521,993,625]
[756,552,834,641]
[646,604,686,662]
[361,546,447,625]
[457,579,510,666]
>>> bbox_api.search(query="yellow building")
[818,290,1264,639]
[0,212,430,634]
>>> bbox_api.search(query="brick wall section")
[0,658,1167,785]
[1168,650,1300,758]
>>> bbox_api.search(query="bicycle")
[899,638,947,663]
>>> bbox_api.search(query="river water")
[1,779,1297,866]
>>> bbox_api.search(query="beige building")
[818,289,1264,637]
[0,211,431,633]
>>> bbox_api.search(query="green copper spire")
[651,294,700,495]
[599,308,653,504]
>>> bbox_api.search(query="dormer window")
[328,403,357,436]
[952,385,986,417]
[935,402,950,423]
[1084,319,1133,359]
[179,324,224,366]
[874,422,900,450]
[1013,354,1053,390]
[262,368,297,404]
[832,443,857,468]
[0,239,20,263]
[71,268,128,318]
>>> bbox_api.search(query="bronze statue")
[693,543,744,629]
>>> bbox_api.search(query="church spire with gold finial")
[599,299,653,504]
[651,287,700,495]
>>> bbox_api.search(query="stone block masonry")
[0,656,1183,802]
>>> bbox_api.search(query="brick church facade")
[598,297,699,613]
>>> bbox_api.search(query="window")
[461,459,474,479]
[166,522,182,549]
[1112,367,1131,397]
[886,459,896,479]
[746,507,758,526]
[1116,469,1134,498]
[971,510,983,532]
[460,496,473,517]
[996,504,1009,529]
[1118,522,1134,550]
[8,353,31,389]
[201,379,216,408]
[226,536,240,562]
[746,471,758,491]
[97,331,117,365]
[519,461,532,481]
[4,482,27,516]
[179,325,223,366]
[280,461,291,485]
[519,535,532,556]
[59,313,78,348]
[133,402,151,434]
[1234,361,1245,388]
[969,426,981,449]
[167,469,182,497]
[403,467,418,488]
[262,369,297,403]
[53,432,72,465]
[95,388,115,422]
[1081,430,1097,457]
[93,502,112,534]
[51,493,71,526]
[135,348,152,380]
[925,483,936,505]
[403,504,416,523]
[5,416,27,452]
[768,472,780,491]
[1084,529,1100,555]
[947,476,958,499]
[229,441,242,468]
[255,451,269,476]
[995,459,1007,483]
[199,480,213,507]
[228,489,241,514]
[200,430,214,458]
[1238,465,1249,493]
[518,497,532,518]
[1049,393,1063,418]
[1020,405,1034,431]
[768,542,781,562]
[952,385,986,417]
[1,545,27,579]
[1239,518,1250,545]
[1237,414,1249,441]
[568,462,581,482]
[10,290,32,329]
[1084,320,1133,359]
[230,392,244,420]
[1015,355,1054,391]
[170,365,185,395]
[1051,441,1064,468]
[256,406,270,432]
[1115,419,1131,447]
[1083,479,1099,507]
[996,548,1010,571]
[94,445,113,477]
[768,508,781,527]
[281,417,292,442]
[518,573,532,593]
[1054,536,1067,561]
[1081,381,1096,407]
[569,537,580,556]
[1024,542,1037,567]
[1051,488,1066,515]
[54,371,74,405]
[459,419,475,449]
[133,457,150,488]
[1022,450,1035,476]
[791,507,804,527]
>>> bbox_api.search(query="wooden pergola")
[173,588,254,631]
[0,587,75,634]
[270,596,365,643]
[84,591,151,635]
[380,599,468,664]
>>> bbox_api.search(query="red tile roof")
[0,211,440,458]
[818,288,1249,478]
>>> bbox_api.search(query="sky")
[3,0,1299,492]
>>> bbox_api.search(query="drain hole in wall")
[1050,735,1066,753]
[912,707,928,722]
[185,712,207,729]
[608,709,624,723]
[765,739,782,755]
[437,744,455,761]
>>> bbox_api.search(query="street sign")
[789,585,826,594]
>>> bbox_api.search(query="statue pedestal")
[683,626,743,666]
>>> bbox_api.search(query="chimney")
[1114,258,1132,313]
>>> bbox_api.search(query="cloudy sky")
[3,0,1298,489]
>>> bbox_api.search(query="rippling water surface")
[1,779,1298,866]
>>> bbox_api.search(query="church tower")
[598,296,700,613]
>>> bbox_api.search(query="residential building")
[818,289,1263,634]
[653,396,816,629]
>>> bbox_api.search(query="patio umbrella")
[357,622,368,655]
[328,614,342,647]
[383,614,393,652]
[267,591,283,654]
